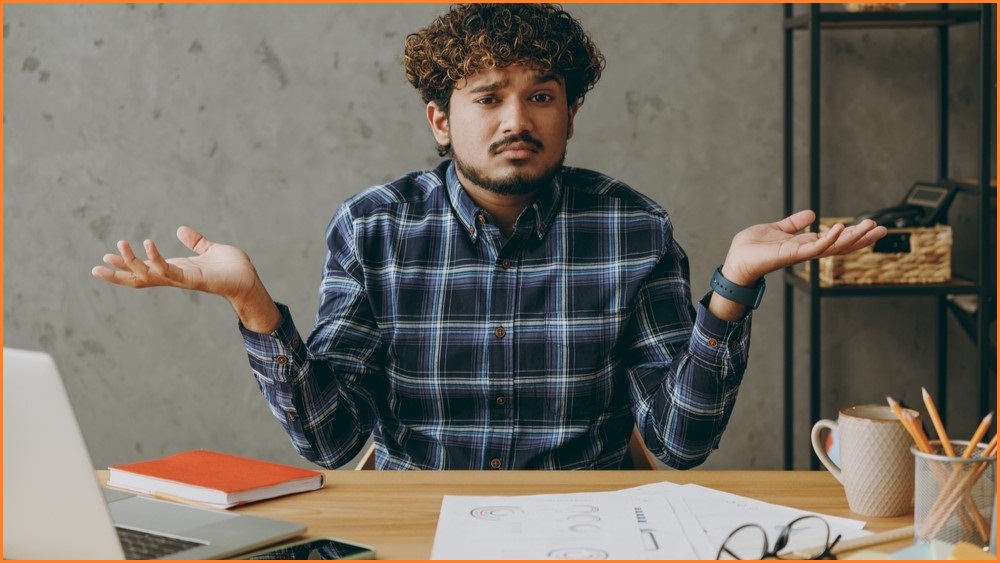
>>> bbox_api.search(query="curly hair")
[403,3,605,113]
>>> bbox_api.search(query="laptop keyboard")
[115,526,203,560]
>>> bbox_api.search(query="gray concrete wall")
[4,4,993,471]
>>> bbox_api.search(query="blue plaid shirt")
[241,160,752,470]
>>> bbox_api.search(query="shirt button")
[276,355,288,364]
[490,458,502,469]
[467,225,475,234]
[706,338,719,348]
[285,411,297,422]
[477,214,487,225]
[290,337,300,348]
[494,326,506,339]
[501,258,513,270]
[495,395,507,406]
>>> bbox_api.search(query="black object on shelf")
[781,4,995,470]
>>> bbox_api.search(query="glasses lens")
[718,525,767,560]
[776,516,830,559]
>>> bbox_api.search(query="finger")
[177,226,213,255]
[790,228,840,261]
[816,222,882,257]
[143,239,171,277]
[817,225,866,256]
[840,225,888,254]
[117,240,150,275]
[91,265,115,282]
[92,264,143,287]
[102,253,129,271]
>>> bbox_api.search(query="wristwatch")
[710,266,765,310]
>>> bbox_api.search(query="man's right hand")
[92,226,283,333]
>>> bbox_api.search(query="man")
[93,4,885,470]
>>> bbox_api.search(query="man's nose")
[500,99,533,135]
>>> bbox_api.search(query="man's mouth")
[491,135,544,157]
[496,143,539,158]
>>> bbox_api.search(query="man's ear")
[567,100,580,140]
[427,101,450,147]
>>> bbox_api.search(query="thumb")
[774,209,817,234]
[176,226,214,255]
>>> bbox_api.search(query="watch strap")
[710,266,765,309]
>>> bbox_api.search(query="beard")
[453,133,565,196]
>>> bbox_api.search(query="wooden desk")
[218,471,912,559]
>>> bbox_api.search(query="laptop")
[3,347,308,560]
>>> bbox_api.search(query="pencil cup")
[913,440,996,549]
[811,405,917,517]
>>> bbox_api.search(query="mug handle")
[810,419,843,484]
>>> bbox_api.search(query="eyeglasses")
[716,515,842,560]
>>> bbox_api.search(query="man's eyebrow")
[465,73,563,95]
[535,73,561,85]
[467,80,506,95]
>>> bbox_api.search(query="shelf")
[784,9,981,31]
[780,3,993,470]
[784,270,980,297]
[948,177,998,196]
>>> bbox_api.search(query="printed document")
[430,481,870,560]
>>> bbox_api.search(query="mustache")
[490,133,544,154]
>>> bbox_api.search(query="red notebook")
[108,449,325,509]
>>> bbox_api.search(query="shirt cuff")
[691,291,751,368]
[239,302,307,384]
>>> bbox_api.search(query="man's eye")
[531,94,554,102]
[475,96,499,105]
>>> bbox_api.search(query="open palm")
[92,226,260,301]
[723,210,887,284]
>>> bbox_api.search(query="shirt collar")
[444,160,564,242]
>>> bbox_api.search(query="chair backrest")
[354,427,660,470]
[354,443,377,470]
[626,426,659,470]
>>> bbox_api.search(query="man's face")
[427,64,578,196]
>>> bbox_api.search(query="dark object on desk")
[236,537,376,560]
[851,181,960,228]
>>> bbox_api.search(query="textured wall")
[3,4,993,470]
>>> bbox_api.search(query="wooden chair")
[355,427,659,470]
[354,442,377,470]
[626,426,659,470]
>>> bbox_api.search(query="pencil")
[923,435,996,540]
[960,411,994,458]
[921,387,955,457]
[981,433,997,457]
[887,396,932,453]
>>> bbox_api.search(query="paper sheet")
[430,491,647,559]
[429,481,871,560]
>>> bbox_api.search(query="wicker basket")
[806,217,952,285]
[843,4,905,12]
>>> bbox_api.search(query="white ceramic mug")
[811,405,918,517]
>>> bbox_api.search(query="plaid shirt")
[242,160,751,470]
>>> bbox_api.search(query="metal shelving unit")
[781,4,995,470]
